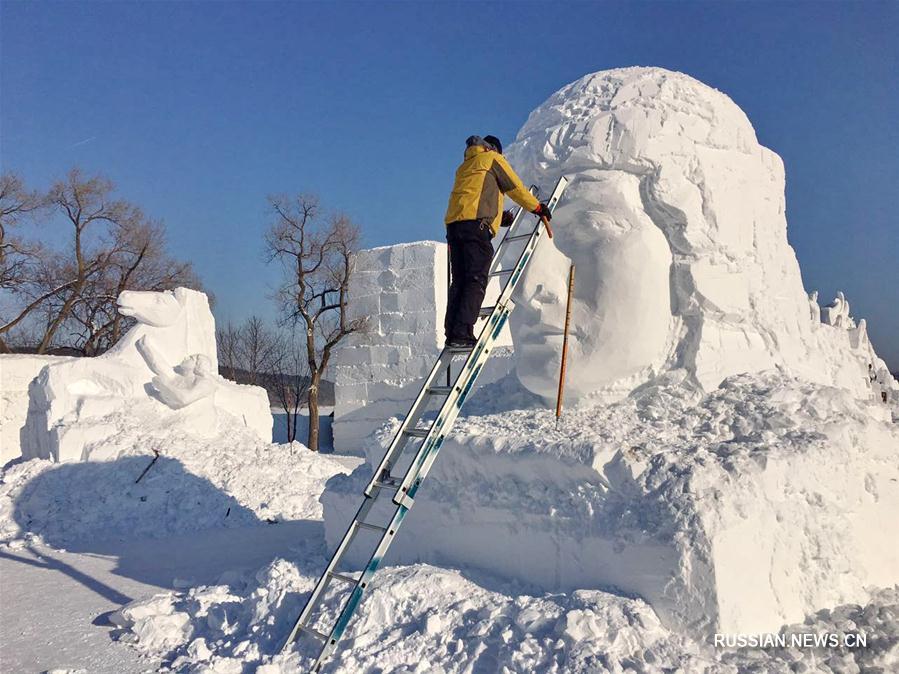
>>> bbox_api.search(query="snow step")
[280,176,570,671]
[328,571,361,585]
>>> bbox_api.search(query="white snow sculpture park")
[9,287,271,463]
[324,67,899,642]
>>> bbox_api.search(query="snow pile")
[110,557,898,673]
[503,67,892,403]
[0,409,355,547]
[109,559,717,673]
[16,288,271,463]
[324,372,899,639]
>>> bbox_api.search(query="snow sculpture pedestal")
[323,374,899,640]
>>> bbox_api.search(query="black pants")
[444,219,494,342]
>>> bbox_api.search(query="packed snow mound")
[0,407,355,547]
[1,354,75,465]
[16,288,272,463]
[504,66,892,403]
[110,557,898,673]
[324,371,899,639]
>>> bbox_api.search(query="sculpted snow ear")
[117,290,182,327]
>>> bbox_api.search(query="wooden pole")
[555,264,575,425]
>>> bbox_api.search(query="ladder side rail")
[286,175,569,670]
[311,500,410,670]
[488,186,539,276]
[394,177,569,502]
[491,177,569,311]
[362,349,455,497]
[282,490,380,648]
[393,234,539,504]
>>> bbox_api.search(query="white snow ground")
[2,389,897,673]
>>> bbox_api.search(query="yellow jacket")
[444,141,540,236]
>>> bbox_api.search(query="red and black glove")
[501,209,515,227]
[533,203,552,221]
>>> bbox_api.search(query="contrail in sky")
[69,136,96,148]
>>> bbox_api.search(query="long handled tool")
[555,264,575,427]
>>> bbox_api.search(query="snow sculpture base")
[19,288,271,463]
[322,374,899,639]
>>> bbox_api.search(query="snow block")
[323,373,899,640]
[332,241,514,454]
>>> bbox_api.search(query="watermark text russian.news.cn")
[713,632,867,649]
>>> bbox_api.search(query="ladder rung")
[373,480,401,491]
[427,386,452,395]
[328,571,360,585]
[301,626,329,642]
[502,231,535,242]
[489,269,513,277]
[355,521,388,533]
[479,305,495,317]
[404,427,430,438]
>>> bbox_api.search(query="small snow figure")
[808,291,820,325]
[869,364,877,383]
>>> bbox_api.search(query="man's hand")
[533,203,552,221]
[533,203,553,237]
[501,209,515,227]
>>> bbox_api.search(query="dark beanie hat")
[483,135,503,154]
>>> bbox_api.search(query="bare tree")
[265,195,364,451]
[269,334,310,444]
[0,173,48,352]
[217,320,243,380]
[31,169,143,353]
[1,168,201,355]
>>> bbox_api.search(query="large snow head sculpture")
[505,67,841,401]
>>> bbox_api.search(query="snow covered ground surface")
[2,380,897,673]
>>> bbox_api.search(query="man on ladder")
[443,134,554,348]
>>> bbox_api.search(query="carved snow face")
[509,170,673,401]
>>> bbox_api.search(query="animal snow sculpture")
[22,288,271,462]
[504,67,883,400]
[821,291,854,329]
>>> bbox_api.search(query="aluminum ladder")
[282,175,569,671]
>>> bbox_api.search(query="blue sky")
[2,1,897,368]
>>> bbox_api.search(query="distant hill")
[219,366,335,407]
